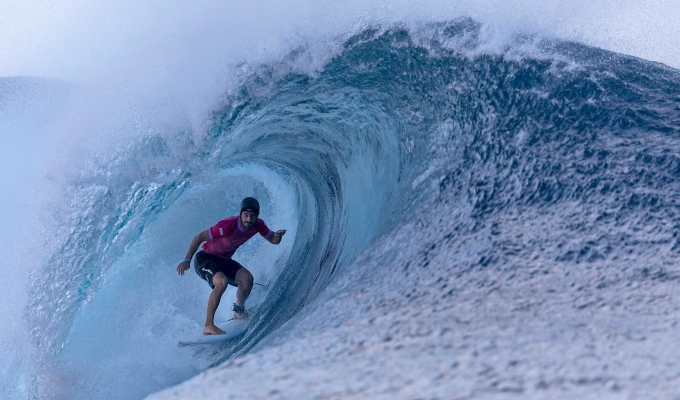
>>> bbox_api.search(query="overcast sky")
[0,0,679,83]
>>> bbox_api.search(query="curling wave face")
[15,20,680,399]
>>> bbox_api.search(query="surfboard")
[177,319,249,348]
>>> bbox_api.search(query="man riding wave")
[177,197,287,335]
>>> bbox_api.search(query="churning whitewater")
[6,19,680,399]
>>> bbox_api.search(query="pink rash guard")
[201,216,272,259]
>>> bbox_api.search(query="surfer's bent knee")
[235,268,253,287]
[212,273,228,291]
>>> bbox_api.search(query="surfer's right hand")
[177,261,191,275]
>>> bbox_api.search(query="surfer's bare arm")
[177,230,210,275]
[266,229,287,245]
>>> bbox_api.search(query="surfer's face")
[240,211,258,230]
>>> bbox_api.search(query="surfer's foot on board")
[203,324,226,335]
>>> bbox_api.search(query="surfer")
[177,197,286,335]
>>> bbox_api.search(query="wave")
[9,19,680,399]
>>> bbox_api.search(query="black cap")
[240,197,260,215]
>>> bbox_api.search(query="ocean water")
[2,11,680,400]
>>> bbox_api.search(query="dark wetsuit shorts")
[194,251,244,289]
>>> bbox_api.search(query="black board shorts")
[194,251,244,289]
